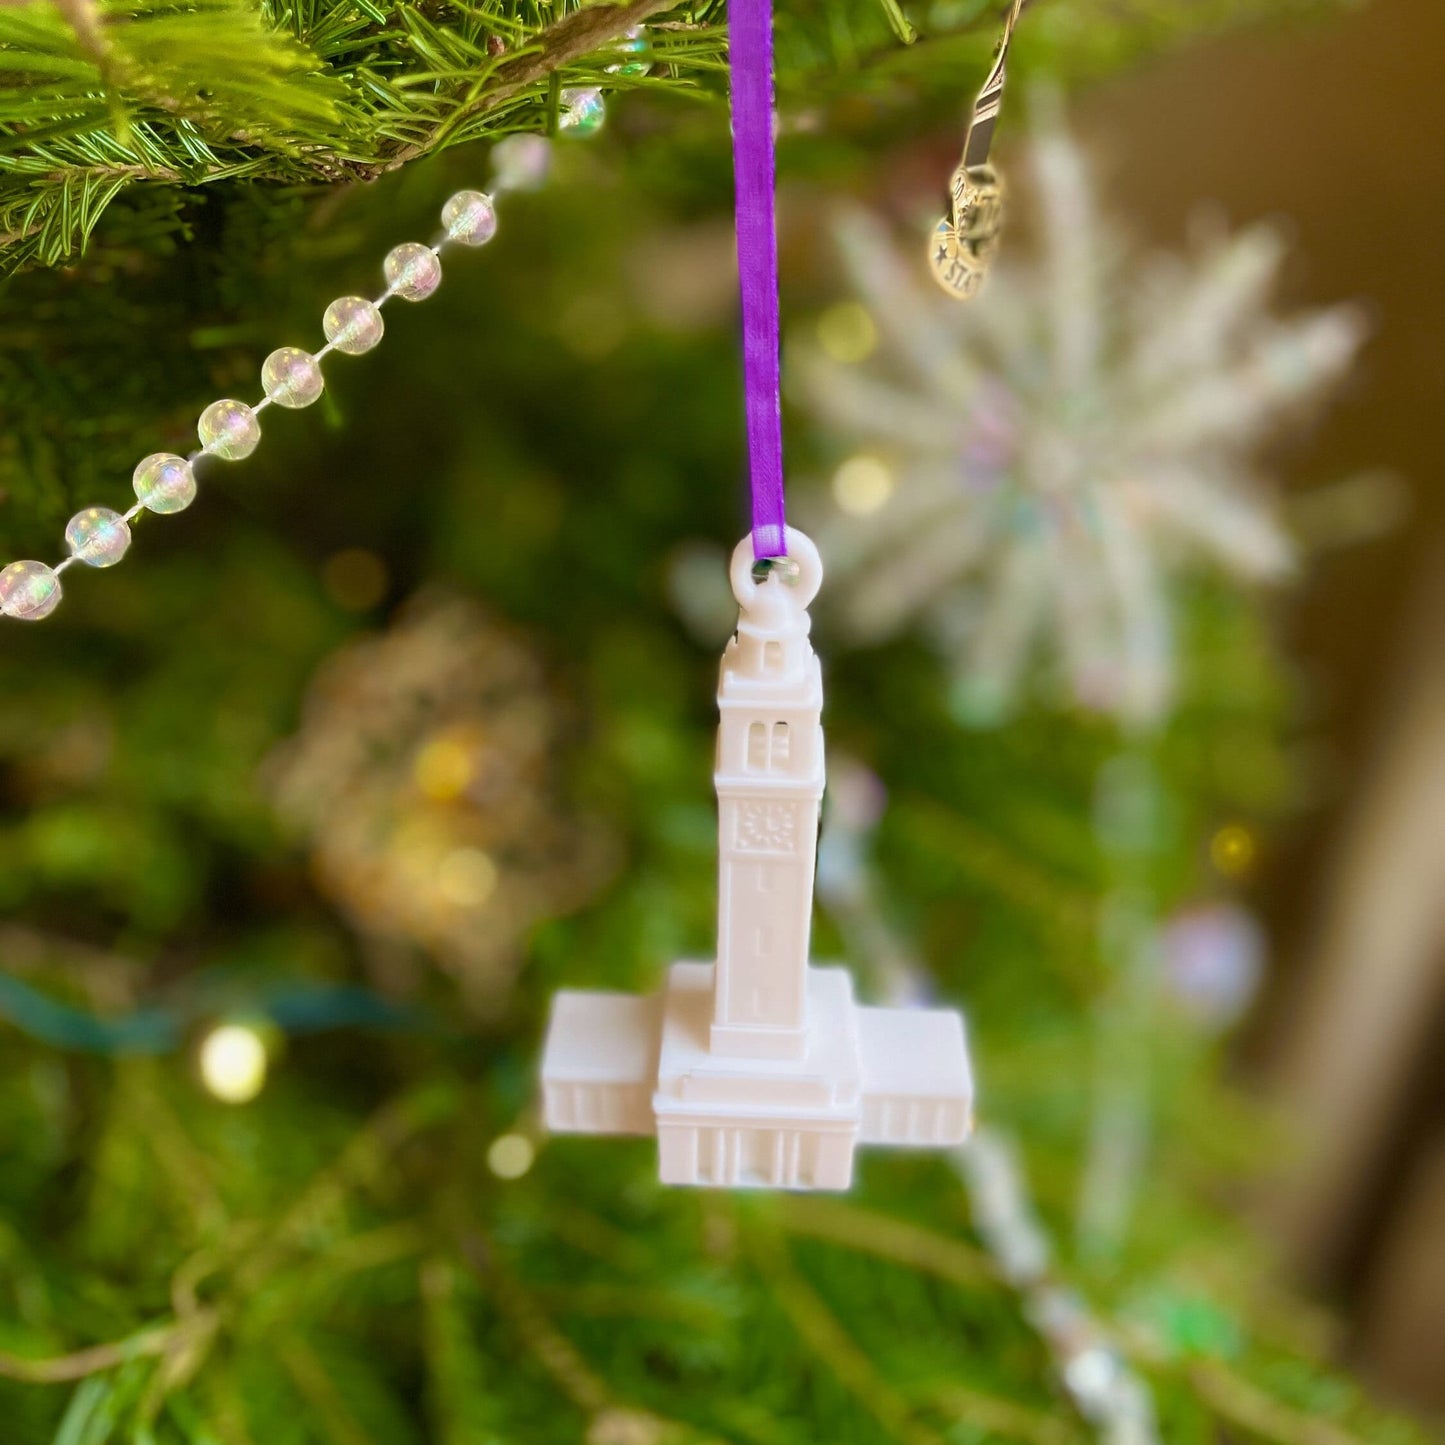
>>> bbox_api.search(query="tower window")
[747,721,767,771]
[764,641,783,671]
[771,722,791,769]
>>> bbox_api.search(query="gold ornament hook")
[928,0,1024,300]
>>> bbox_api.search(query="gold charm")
[929,0,1023,300]
[929,163,1004,299]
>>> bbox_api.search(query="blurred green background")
[1,0,1443,1440]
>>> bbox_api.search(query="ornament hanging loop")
[929,0,1023,299]
[729,527,822,613]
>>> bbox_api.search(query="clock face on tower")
[735,799,799,853]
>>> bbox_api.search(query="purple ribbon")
[728,0,787,560]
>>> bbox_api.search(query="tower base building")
[544,961,971,1190]
[541,533,973,1191]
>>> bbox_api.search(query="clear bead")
[323,296,385,355]
[198,399,261,459]
[133,452,197,514]
[440,191,497,247]
[262,347,325,408]
[0,560,62,620]
[607,27,651,76]
[490,134,551,193]
[559,87,606,136]
[65,507,131,567]
[383,242,442,301]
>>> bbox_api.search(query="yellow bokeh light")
[486,1133,535,1180]
[199,1024,268,1104]
[832,455,896,517]
[816,302,878,364]
[413,735,475,801]
[1209,823,1257,879]
[436,846,499,908]
[391,816,453,881]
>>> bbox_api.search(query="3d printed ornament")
[541,529,973,1190]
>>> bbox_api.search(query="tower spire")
[711,532,825,1060]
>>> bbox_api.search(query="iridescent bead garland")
[0,110,606,622]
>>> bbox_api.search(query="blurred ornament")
[799,116,1365,726]
[266,594,614,1012]
[199,1022,268,1103]
[1160,901,1264,1027]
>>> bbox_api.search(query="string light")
[435,847,499,908]
[486,1133,535,1179]
[831,454,896,516]
[815,301,878,363]
[1208,823,1257,879]
[412,733,477,802]
[199,1023,269,1103]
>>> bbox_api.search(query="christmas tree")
[0,0,1429,1441]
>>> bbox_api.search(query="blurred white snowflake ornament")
[799,118,1365,726]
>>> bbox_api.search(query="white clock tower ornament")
[541,529,973,1190]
